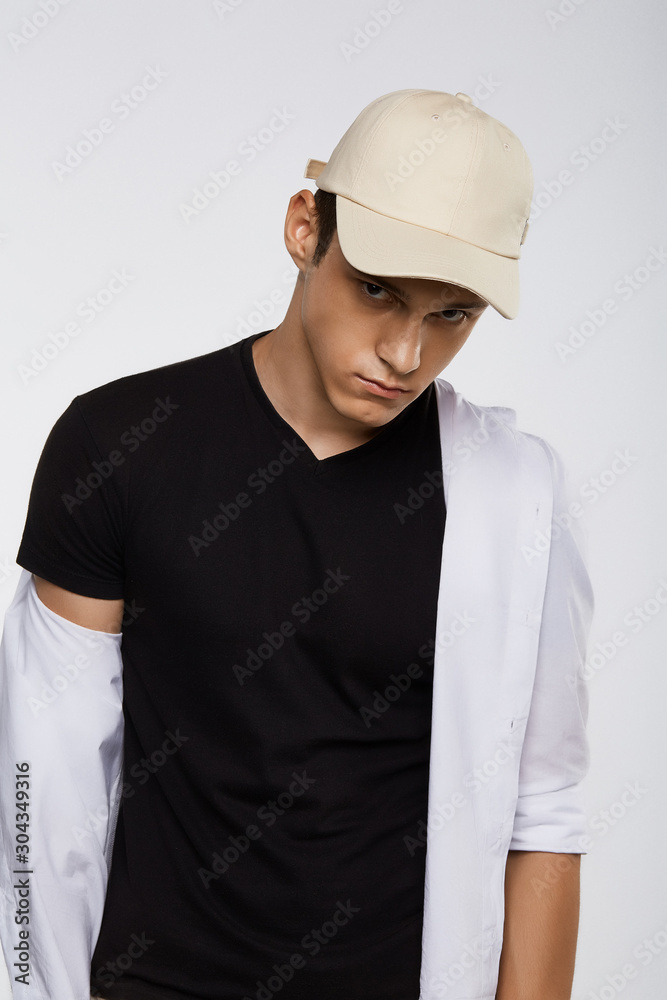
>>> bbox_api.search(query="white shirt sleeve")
[509,439,594,852]
[0,569,124,1000]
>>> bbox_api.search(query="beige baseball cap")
[304,89,533,319]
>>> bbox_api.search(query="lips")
[355,375,411,399]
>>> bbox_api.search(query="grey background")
[1,0,665,996]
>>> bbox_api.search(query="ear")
[283,189,319,274]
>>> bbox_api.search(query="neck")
[251,280,382,460]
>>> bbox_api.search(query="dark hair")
[311,189,337,266]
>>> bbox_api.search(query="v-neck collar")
[239,331,430,474]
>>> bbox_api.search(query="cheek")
[302,286,370,370]
[310,327,366,389]
[301,274,344,343]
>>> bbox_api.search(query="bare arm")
[33,574,124,633]
[495,850,581,1000]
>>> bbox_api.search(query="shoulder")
[433,375,563,494]
[64,342,242,449]
[433,375,518,432]
[433,374,553,448]
[75,343,233,415]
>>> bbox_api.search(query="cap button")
[455,92,474,104]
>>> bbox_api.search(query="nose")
[376,319,422,375]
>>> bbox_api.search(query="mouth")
[355,375,411,399]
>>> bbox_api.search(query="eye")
[438,308,467,323]
[360,281,392,302]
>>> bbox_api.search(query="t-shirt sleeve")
[16,397,125,599]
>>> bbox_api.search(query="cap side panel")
[348,91,423,196]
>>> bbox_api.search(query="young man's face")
[292,201,489,431]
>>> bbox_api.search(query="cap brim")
[334,195,519,320]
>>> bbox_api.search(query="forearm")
[495,850,581,1000]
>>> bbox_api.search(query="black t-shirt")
[16,332,446,1000]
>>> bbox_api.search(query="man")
[0,90,592,1000]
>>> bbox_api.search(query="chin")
[341,398,405,429]
[325,376,406,426]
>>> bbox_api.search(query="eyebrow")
[350,266,487,310]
